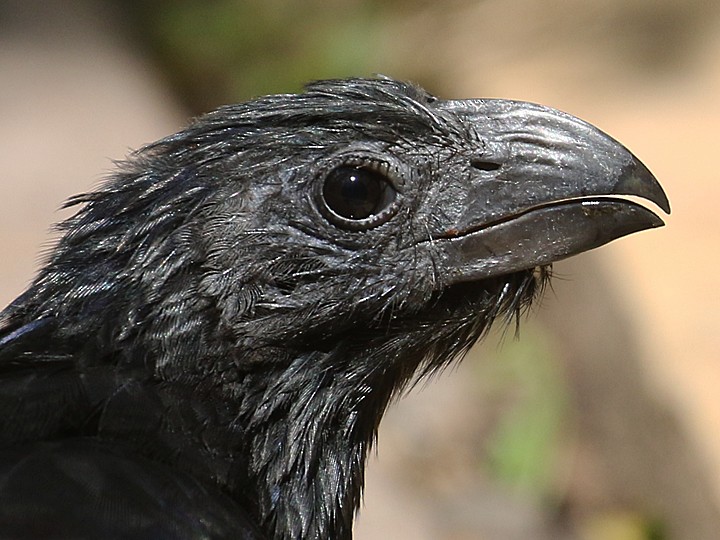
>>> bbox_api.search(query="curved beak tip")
[615,159,671,215]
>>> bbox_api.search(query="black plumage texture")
[0,77,666,539]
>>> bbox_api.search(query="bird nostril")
[470,159,502,172]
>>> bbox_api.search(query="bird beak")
[432,99,670,284]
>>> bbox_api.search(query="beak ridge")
[431,99,670,285]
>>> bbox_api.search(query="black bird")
[0,78,669,539]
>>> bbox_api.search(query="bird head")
[0,78,669,540]
[131,78,668,382]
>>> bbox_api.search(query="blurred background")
[1,0,718,538]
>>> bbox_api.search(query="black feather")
[0,77,667,539]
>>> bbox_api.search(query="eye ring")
[317,159,401,231]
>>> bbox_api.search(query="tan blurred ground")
[1,1,718,539]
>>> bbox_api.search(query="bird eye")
[320,165,398,229]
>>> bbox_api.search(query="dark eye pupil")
[322,166,395,220]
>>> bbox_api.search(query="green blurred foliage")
[476,327,666,539]
[579,511,667,540]
[479,326,569,498]
[122,0,399,112]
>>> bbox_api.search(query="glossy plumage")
[0,78,668,539]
